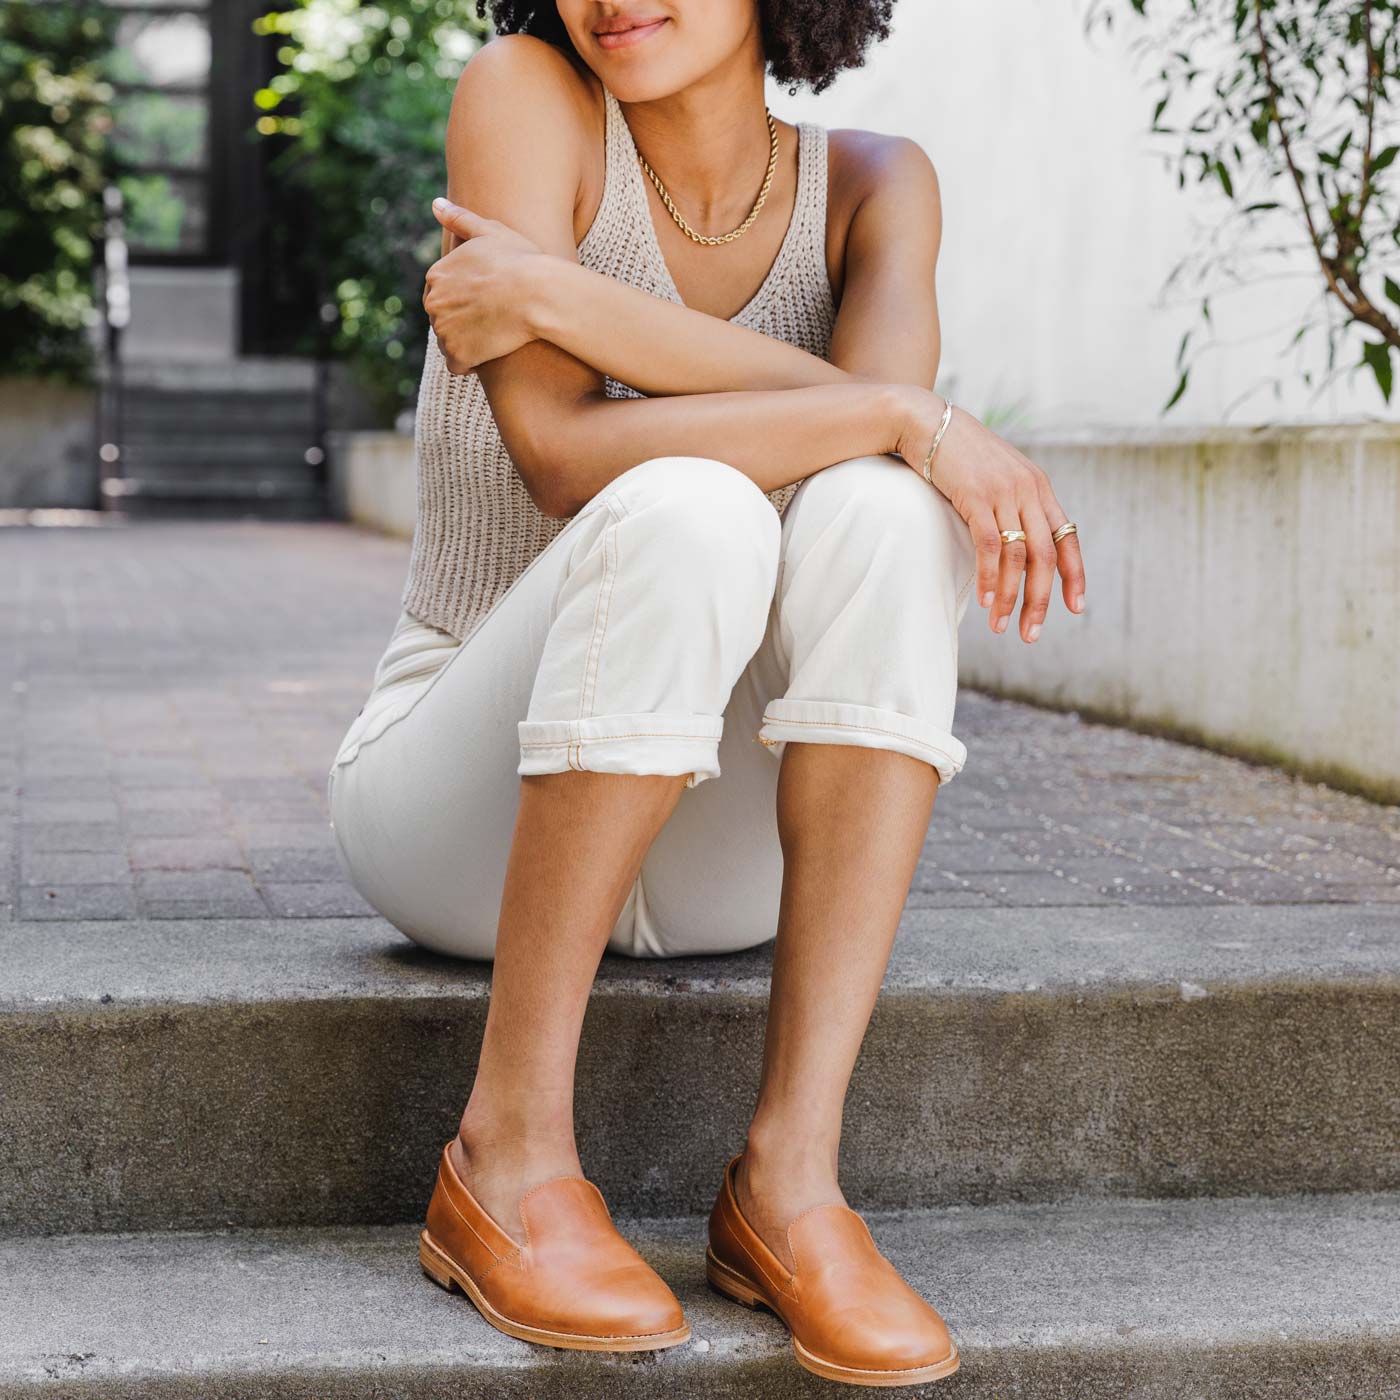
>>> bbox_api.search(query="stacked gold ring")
[998,523,1080,545]
[996,526,1080,546]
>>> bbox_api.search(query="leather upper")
[425,1140,686,1340]
[708,1154,955,1374]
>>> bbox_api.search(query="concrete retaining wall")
[0,378,97,509]
[968,424,1400,804]
[328,429,417,539]
[329,424,1400,802]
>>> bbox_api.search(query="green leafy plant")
[253,0,488,411]
[0,1,114,380]
[1091,0,1400,409]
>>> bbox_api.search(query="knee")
[612,456,781,589]
[796,455,973,577]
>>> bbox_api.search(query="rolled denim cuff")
[518,712,725,788]
[757,698,967,784]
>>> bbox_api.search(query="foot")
[451,1119,584,1245]
[423,1140,690,1352]
[708,1154,958,1385]
[732,1139,847,1272]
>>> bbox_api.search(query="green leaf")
[1372,146,1400,174]
[1215,160,1234,197]
[1164,369,1190,412]
[1361,341,1394,402]
[1385,278,1400,309]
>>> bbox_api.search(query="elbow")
[522,475,582,520]
[507,424,585,519]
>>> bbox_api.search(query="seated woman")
[327,0,1085,1386]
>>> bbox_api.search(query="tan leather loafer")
[420,1139,690,1352]
[707,1154,959,1387]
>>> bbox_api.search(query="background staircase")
[2,901,1397,1396]
[100,360,329,520]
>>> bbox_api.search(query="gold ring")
[999,529,1028,544]
[1051,521,1078,543]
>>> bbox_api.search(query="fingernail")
[994,614,1009,633]
[1072,594,1084,613]
[980,590,994,608]
[432,196,448,210]
[1027,622,1041,642]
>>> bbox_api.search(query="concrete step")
[1,1193,1396,1398]
[119,428,317,455]
[121,385,316,412]
[2,905,1397,1235]
[121,409,316,437]
[101,475,328,522]
[107,358,319,393]
[114,461,319,491]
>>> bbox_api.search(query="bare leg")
[736,742,939,1269]
[455,769,687,1241]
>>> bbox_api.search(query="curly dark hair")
[472,1,897,94]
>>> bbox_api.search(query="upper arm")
[826,133,943,388]
[440,35,604,509]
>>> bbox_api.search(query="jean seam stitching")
[521,729,720,747]
[760,711,962,757]
[579,496,627,721]
[338,497,615,769]
[956,566,975,607]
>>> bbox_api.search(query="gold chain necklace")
[637,110,779,247]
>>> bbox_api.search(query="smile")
[593,16,670,50]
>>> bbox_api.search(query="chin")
[590,62,693,104]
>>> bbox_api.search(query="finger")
[967,505,1003,613]
[1016,492,1056,643]
[1037,480,1086,614]
[431,196,493,241]
[991,499,1027,634]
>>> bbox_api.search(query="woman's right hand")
[424,198,551,374]
[893,387,1086,642]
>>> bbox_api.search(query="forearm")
[508,379,912,517]
[526,257,856,396]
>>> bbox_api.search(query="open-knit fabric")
[399,84,837,643]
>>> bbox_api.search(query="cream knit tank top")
[398,85,836,643]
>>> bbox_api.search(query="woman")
[327,0,1085,1385]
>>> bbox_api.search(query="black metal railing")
[96,182,130,510]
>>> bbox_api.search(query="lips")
[593,15,669,50]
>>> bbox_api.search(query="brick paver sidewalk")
[1,518,1396,924]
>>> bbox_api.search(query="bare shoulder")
[827,128,940,214]
[445,34,604,237]
[819,128,940,294]
[448,33,600,163]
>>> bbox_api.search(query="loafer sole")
[421,1229,692,1353]
[706,1246,960,1387]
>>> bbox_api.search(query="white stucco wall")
[775,0,1397,431]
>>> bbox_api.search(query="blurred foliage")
[253,0,488,411]
[0,1,114,380]
[1092,0,1400,411]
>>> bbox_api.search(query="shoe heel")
[419,1231,458,1293]
[705,1248,766,1311]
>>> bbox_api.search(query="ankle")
[457,1104,579,1177]
[742,1116,841,1187]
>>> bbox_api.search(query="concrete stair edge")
[2,1193,1398,1399]
[2,909,1398,1233]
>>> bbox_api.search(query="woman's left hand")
[423,198,548,373]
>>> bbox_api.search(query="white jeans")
[327,455,977,960]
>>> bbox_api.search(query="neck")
[619,58,775,228]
